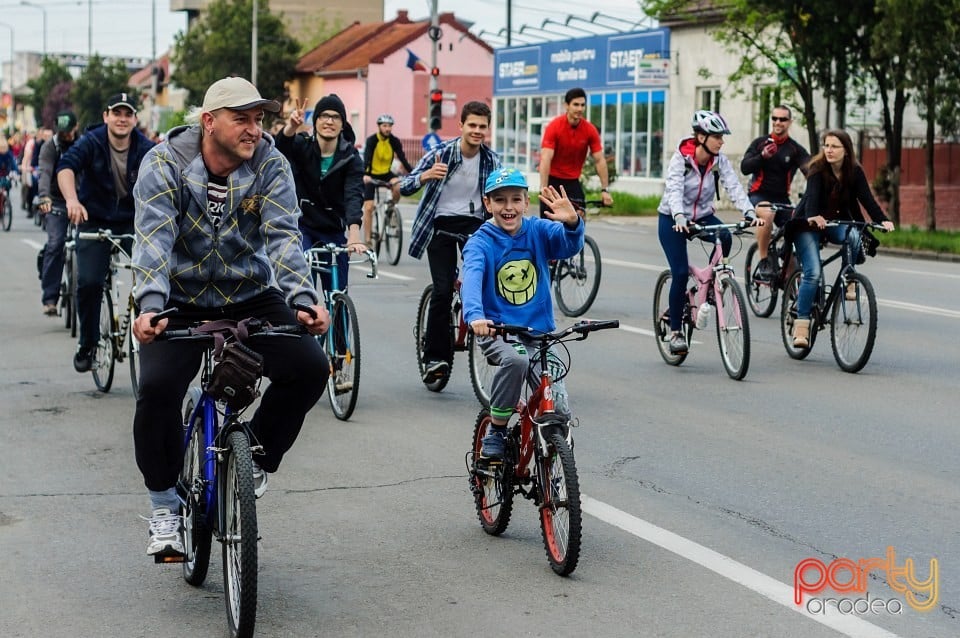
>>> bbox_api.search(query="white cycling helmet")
[376,114,395,125]
[691,110,731,135]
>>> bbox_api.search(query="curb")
[877,247,960,263]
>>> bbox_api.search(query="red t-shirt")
[541,114,602,180]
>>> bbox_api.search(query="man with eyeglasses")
[740,105,809,279]
[277,94,366,292]
[58,93,155,373]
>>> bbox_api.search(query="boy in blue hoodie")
[461,168,583,459]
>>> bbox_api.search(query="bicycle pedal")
[153,551,186,564]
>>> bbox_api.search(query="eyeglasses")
[771,116,790,122]
[317,113,342,122]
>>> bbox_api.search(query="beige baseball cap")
[201,77,281,113]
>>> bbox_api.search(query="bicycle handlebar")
[489,319,620,342]
[305,244,379,279]
[435,228,472,242]
[149,303,315,339]
[822,220,890,232]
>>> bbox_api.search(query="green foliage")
[70,55,135,130]
[24,58,73,128]
[880,226,960,254]
[171,0,301,107]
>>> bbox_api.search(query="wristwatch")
[601,188,609,193]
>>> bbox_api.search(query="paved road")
[1,197,957,638]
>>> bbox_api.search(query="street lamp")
[20,1,47,58]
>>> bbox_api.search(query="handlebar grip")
[575,319,619,333]
[292,302,317,319]
[149,307,179,327]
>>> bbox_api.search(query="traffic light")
[431,66,440,77]
[429,89,443,131]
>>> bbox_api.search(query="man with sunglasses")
[740,105,809,279]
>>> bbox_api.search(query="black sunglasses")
[771,116,790,122]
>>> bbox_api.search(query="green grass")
[879,226,960,254]
[529,190,660,216]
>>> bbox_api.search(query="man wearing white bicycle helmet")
[362,113,413,245]
[656,110,761,355]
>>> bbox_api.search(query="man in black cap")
[37,111,79,316]
[58,92,155,372]
[276,94,366,292]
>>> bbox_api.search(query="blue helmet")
[483,167,528,195]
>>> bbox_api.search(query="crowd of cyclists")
[2,78,895,561]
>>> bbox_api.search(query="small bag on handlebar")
[206,341,264,411]
[861,228,879,260]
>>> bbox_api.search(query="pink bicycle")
[653,221,752,380]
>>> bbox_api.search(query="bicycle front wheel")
[222,430,258,638]
[60,248,75,330]
[780,271,815,359]
[653,270,688,366]
[1,192,11,231]
[414,284,452,392]
[715,276,751,380]
[554,235,601,317]
[744,242,778,318]
[180,388,213,586]
[67,252,78,337]
[467,332,494,408]
[383,206,403,265]
[127,300,140,398]
[538,432,582,576]
[92,287,117,392]
[470,409,513,535]
[830,272,878,373]
[326,292,361,420]
[370,204,384,257]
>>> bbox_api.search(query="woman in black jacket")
[276,94,366,292]
[790,129,895,347]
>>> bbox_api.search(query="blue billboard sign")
[494,29,670,95]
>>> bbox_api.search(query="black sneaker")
[421,359,449,382]
[754,258,773,282]
[668,333,688,355]
[73,346,93,373]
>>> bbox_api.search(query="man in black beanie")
[276,94,366,292]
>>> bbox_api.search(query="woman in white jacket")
[656,110,761,355]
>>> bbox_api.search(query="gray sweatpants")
[478,335,570,422]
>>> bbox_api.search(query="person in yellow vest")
[361,114,413,245]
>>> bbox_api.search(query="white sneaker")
[144,507,184,556]
[252,462,268,499]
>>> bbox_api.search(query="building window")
[756,85,782,136]
[698,87,721,113]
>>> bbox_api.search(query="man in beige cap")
[130,76,330,558]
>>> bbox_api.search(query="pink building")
[288,10,494,154]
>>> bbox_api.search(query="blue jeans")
[657,214,732,331]
[40,208,69,305]
[301,226,349,295]
[793,225,861,319]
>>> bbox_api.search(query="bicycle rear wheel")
[180,389,213,586]
[326,292,361,420]
[744,242,778,318]
[830,272,877,373]
[653,270,689,365]
[780,271,815,359]
[92,286,116,392]
[538,432,582,576]
[383,206,403,265]
[470,409,513,535]
[467,332,494,408]
[414,284,452,392]
[222,429,258,638]
[554,235,601,317]
[715,276,751,380]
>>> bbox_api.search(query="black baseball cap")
[106,92,137,112]
[55,111,78,132]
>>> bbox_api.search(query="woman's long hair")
[804,129,857,194]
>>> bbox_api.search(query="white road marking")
[21,238,45,250]
[582,496,902,638]
[887,267,960,280]
[878,299,960,319]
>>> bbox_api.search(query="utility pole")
[429,0,438,94]
[251,0,258,85]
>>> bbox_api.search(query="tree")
[25,58,72,128]
[41,82,73,129]
[70,55,135,130]
[296,14,344,55]
[171,0,300,107]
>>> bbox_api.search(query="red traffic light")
[430,90,443,104]
[431,66,440,77]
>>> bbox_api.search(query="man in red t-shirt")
[538,87,613,215]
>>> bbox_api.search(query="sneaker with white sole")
[252,462,268,498]
[144,507,184,556]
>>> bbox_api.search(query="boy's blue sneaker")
[480,427,508,460]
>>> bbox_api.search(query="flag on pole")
[406,48,428,72]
